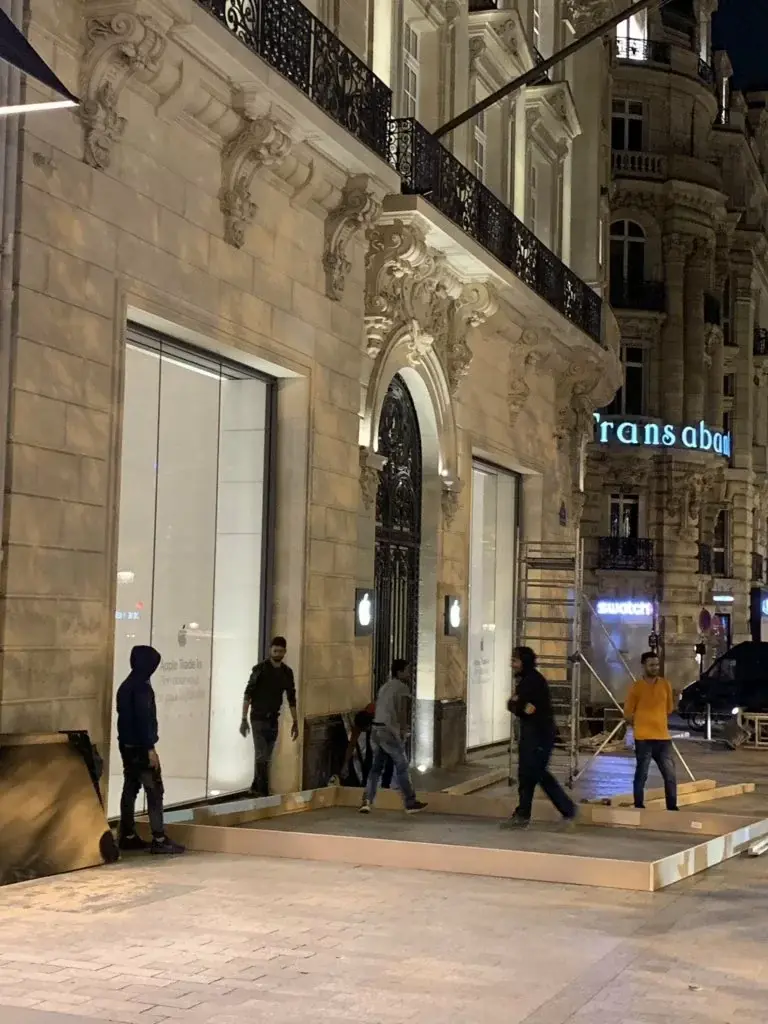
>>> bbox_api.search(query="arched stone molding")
[360,322,459,492]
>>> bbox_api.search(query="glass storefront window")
[467,463,518,749]
[107,330,272,815]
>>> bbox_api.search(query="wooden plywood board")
[585,779,717,807]
[645,782,755,809]
[652,815,768,889]
[443,769,509,796]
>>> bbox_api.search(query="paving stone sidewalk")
[0,848,766,1024]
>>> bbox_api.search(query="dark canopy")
[0,9,77,104]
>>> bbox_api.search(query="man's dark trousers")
[633,739,677,809]
[119,745,164,839]
[251,714,279,795]
[515,731,575,820]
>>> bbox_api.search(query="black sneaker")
[150,836,186,855]
[500,815,529,830]
[118,833,151,851]
[405,801,427,815]
[359,799,372,814]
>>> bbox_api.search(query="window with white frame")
[611,99,644,151]
[610,494,639,540]
[532,0,541,51]
[402,21,420,118]
[616,9,648,60]
[606,345,646,417]
[473,105,487,182]
[713,510,730,577]
[609,220,646,302]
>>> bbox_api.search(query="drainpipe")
[0,0,24,716]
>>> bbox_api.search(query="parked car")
[678,641,768,729]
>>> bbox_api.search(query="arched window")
[610,220,646,305]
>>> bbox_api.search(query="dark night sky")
[712,0,768,89]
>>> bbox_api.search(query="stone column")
[705,325,724,430]
[683,238,712,425]
[661,234,690,424]
[561,142,573,266]
[731,272,755,471]
[513,87,527,223]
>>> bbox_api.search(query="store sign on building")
[596,599,654,618]
[592,413,732,457]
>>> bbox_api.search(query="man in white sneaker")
[360,659,427,815]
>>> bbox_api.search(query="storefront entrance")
[107,328,272,815]
[467,462,518,749]
[373,375,422,693]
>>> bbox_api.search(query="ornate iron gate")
[373,375,422,692]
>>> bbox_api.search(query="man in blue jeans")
[360,659,427,815]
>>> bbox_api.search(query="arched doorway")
[373,375,423,693]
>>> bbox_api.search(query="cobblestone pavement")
[1,846,767,1024]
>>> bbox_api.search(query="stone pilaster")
[731,271,755,471]
[661,234,690,425]
[705,325,724,430]
[683,238,712,425]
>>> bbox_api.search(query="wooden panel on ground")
[585,779,716,806]
[442,769,508,796]
[0,732,116,885]
[645,782,755,808]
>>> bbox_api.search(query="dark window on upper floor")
[723,373,735,397]
[610,493,639,540]
[610,220,646,287]
[611,98,644,151]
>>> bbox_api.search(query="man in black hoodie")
[116,645,184,855]
[502,646,576,829]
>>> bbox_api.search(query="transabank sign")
[592,413,732,457]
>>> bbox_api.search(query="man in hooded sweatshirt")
[116,645,184,855]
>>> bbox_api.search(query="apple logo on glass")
[449,599,461,630]
[358,592,372,628]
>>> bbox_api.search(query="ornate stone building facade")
[0,0,618,803]
[582,0,768,693]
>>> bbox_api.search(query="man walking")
[240,636,299,796]
[360,659,427,814]
[502,646,576,829]
[116,645,185,855]
[625,651,678,810]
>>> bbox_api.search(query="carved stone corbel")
[323,175,382,302]
[442,481,464,529]
[447,282,498,395]
[219,117,293,248]
[360,448,387,511]
[80,13,166,170]
[507,328,546,424]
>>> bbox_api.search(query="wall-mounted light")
[712,594,735,604]
[355,589,375,637]
[444,596,462,637]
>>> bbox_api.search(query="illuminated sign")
[593,413,731,457]
[761,598,768,617]
[444,595,463,637]
[596,600,653,617]
[355,589,375,637]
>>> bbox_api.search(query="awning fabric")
[0,9,78,104]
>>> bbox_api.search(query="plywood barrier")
[585,779,717,806]
[0,732,117,886]
[645,782,755,808]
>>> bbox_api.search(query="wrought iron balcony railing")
[753,551,766,583]
[698,542,712,576]
[612,149,667,179]
[598,537,656,572]
[698,58,716,87]
[755,327,768,357]
[704,292,722,325]
[609,278,666,312]
[390,117,603,343]
[196,0,392,161]
[615,37,671,64]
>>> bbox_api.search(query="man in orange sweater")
[624,651,678,811]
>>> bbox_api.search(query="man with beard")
[240,636,299,796]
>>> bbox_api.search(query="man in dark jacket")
[116,645,184,854]
[502,646,576,829]
[239,636,299,796]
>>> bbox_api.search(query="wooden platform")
[159,784,768,893]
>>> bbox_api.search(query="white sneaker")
[359,800,372,814]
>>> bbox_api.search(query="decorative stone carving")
[571,488,586,526]
[323,175,382,301]
[219,117,293,248]
[507,328,546,424]
[359,448,387,511]
[704,324,723,368]
[663,232,693,265]
[469,37,486,70]
[79,13,166,170]
[605,456,651,493]
[442,481,463,529]
[495,18,521,59]
[565,0,613,34]
[664,468,707,531]
[688,235,715,270]
[364,220,496,392]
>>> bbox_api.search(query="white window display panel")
[208,377,267,796]
[108,337,270,817]
[107,346,160,818]
[467,464,517,749]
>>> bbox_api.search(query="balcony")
[597,537,656,572]
[697,58,716,88]
[704,292,721,325]
[615,37,671,65]
[610,278,666,312]
[755,327,768,357]
[698,543,712,576]
[389,118,603,343]
[612,149,667,179]
[196,0,391,161]
[753,551,766,584]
